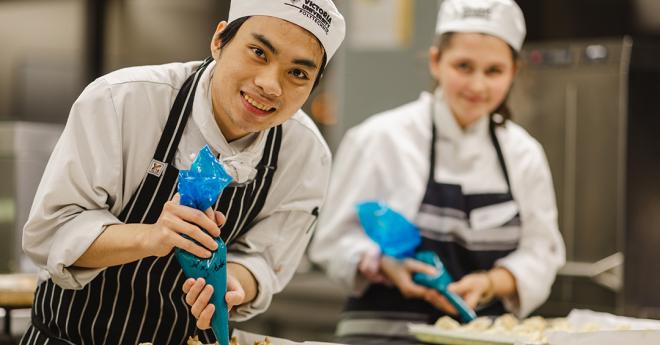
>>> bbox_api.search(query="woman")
[309,0,565,343]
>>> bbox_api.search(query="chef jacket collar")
[433,87,490,143]
[193,59,267,184]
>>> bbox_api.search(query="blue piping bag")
[176,145,233,345]
[355,201,476,323]
[412,251,477,322]
[355,201,421,259]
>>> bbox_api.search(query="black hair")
[431,32,519,123]
[218,16,327,91]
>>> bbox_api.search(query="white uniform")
[310,90,565,318]
[23,60,331,320]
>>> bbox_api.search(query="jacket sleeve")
[226,130,332,320]
[226,211,318,321]
[22,78,124,289]
[495,141,566,317]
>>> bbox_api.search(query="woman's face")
[429,32,517,128]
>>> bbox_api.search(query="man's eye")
[252,47,266,59]
[290,69,309,80]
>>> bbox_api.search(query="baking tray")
[408,323,537,345]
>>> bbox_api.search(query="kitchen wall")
[104,0,228,71]
[0,0,84,124]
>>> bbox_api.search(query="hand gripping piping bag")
[177,145,233,345]
[355,201,477,322]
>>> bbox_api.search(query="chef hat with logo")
[436,0,526,51]
[228,0,346,65]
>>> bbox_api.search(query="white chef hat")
[435,0,526,52]
[228,0,346,65]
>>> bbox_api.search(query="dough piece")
[463,317,493,331]
[434,316,461,330]
[493,313,519,330]
[187,336,204,345]
[253,337,272,345]
[521,316,547,332]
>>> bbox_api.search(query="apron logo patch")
[147,159,167,177]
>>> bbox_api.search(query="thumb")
[448,280,470,296]
[225,290,244,311]
[172,193,180,204]
[463,290,481,309]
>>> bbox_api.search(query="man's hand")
[74,194,225,268]
[225,272,246,310]
[141,193,225,258]
[379,256,458,315]
[182,266,250,330]
[183,278,216,330]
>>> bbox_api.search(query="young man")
[20,1,345,344]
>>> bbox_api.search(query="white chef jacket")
[22,60,331,320]
[309,90,565,318]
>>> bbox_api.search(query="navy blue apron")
[337,108,521,344]
[21,58,283,345]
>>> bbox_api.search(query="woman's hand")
[447,272,493,309]
[357,246,390,284]
[141,193,225,258]
[449,268,516,309]
[380,256,458,315]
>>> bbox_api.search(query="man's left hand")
[182,272,246,330]
[183,277,216,330]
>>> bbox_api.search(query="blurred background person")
[309,0,565,343]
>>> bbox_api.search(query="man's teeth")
[243,93,272,112]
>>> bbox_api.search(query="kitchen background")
[1,0,660,343]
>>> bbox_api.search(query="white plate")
[408,323,529,345]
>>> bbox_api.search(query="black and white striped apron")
[337,112,521,344]
[20,58,283,345]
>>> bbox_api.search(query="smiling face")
[429,32,517,128]
[209,16,324,141]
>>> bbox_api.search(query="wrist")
[479,270,496,304]
[133,223,153,257]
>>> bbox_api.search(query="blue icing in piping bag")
[413,251,477,322]
[178,145,232,211]
[355,201,421,260]
[356,201,477,323]
[176,145,233,345]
